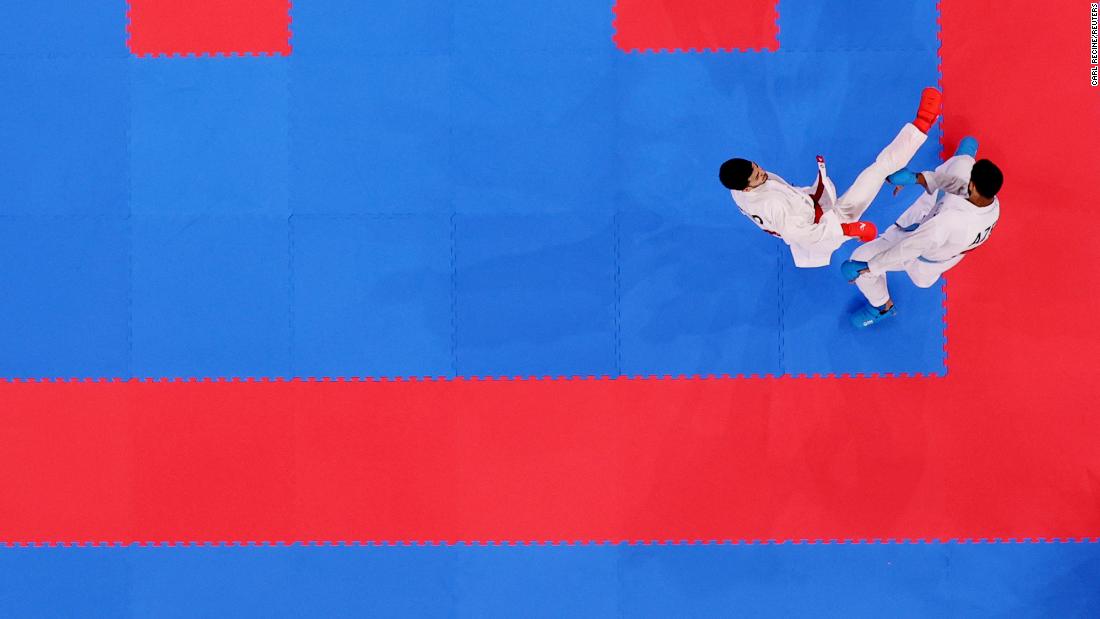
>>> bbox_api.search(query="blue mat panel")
[0,58,128,217]
[291,215,453,377]
[0,219,129,377]
[452,51,617,216]
[291,0,454,56]
[779,0,941,52]
[130,215,290,377]
[0,1,128,58]
[290,56,452,215]
[0,0,947,378]
[131,57,289,218]
[453,0,615,52]
[1,543,1097,617]
[454,212,617,377]
[618,209,782,376]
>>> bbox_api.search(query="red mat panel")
[613,0,779,52]
[128,0,292,56]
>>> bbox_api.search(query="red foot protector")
[613,0,779,52]
[128,0,292,56]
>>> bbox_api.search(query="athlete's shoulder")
[939,193,976,213]
[733,186,779,208]
[766,172,791,186]
[926,207,966,228]
[729,189,759,211]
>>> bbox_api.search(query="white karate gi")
[849,154,1001,307]
[730,123,928,267]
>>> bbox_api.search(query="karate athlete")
[719,87,943,268]
[840,137,1003,328]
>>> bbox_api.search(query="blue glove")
[841,260,869,282]
[954,136,979,158]
[887,169,918,185]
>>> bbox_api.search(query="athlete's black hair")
[970,159,1003,198]
[719,158,754,191]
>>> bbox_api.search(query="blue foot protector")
[841,260,869,282]
[955,136,979,158]
[851,302,897,328]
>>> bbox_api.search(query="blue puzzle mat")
[2,543,1097,617]
[0,0,944,379]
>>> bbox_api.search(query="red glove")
[841,221,877,242]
